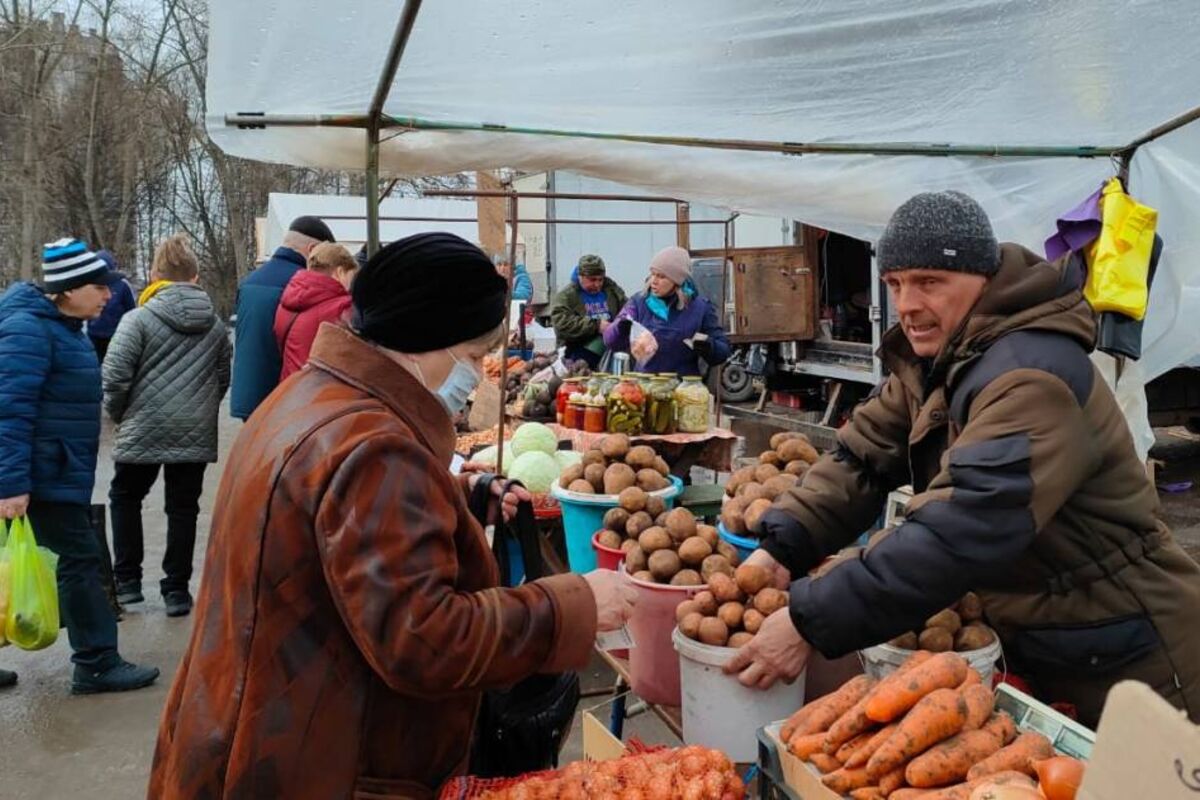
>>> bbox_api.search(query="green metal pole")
[366,122,381,256]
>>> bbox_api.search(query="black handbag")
[466,474,581,778]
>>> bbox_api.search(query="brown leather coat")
[149,325,596,799]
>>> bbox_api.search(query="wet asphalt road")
[3,412,1200,798]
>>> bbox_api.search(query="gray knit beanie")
[877,191,1000,276]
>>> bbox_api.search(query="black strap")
[468,474,546,586]
[279,310,302,349]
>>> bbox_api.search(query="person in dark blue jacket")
[230,216,336,419]
[86,249,136,361]
[0,238,160,694]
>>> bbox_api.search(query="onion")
[1033,756,1085,800]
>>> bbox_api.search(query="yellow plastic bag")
[0,520,10,647]
[1084,177,1158,320]
[4,515,59,651]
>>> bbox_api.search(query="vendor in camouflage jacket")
[549,253,626,368]
[727,191,1200,727]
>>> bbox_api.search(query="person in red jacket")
[274,242,358,380]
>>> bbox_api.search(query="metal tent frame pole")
[364,0,424,257]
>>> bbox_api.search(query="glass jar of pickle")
[658,373,680,394]
[606,378,646,434]
[598,372,618,397]
[646,375,677,435]
[583,396,607,433]
[565,388,587,429]
[674,376,711,433]
[556,379,582,425]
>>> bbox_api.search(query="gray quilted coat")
[103,283,231,464]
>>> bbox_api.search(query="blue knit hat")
[41,238,120,293]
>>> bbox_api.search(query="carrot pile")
[779,651,1074,798]
[483,354,527,381]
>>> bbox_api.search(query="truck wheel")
[720,363,756,403]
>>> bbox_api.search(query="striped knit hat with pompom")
[41,238,119,293]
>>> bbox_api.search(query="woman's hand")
[464,468,531,524]
[583,569,638,632]
[493,481,531,523]
[0,493,29,520]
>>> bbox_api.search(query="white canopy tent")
[205,0,1200,451]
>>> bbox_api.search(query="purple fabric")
[602,292,730,376]
[1045,185,1103,260]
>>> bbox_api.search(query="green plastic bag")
[4,515,59,651]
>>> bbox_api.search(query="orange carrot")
[809,752,843,774]
[904,729,1005,788]
[959,683,994,731]
[849,789,885,800]
[866,653,969,723]
[978,712,1019,747]
[788,731,827,759]
[824,695,877,753]
[965,731,1054,781]
[958,668,982,687]
[836,731,878,764]
[866,688,968,779]
[796,675,876,737]
[878,766,906,794]
[822,767,873,794]
[782,694,833,741]
[846,723,900,769]
[917,770,1036,799]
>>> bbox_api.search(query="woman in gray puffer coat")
[102,235,230,617]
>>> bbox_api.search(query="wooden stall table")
[595,645,684,741]
[546,424,741,476]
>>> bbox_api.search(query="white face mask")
[408,350,481,416]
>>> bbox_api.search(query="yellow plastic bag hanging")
[4,515,59,651]
[1083,177,1158,320]
[0,519,10,647]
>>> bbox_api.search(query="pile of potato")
[720,432,821,537]
[596,505,742,586]
[885,592,997,654]
[558,433,672,496]
[673,563,788,648]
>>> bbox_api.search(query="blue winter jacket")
[87,277,136,340]
[512,263,534,302]
[230,247,305,419]
[0,282,103,504]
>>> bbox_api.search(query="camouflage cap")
[577,254,606,276]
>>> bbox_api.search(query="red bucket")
[592,531,624,571]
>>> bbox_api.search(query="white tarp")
[206,0,1200,389]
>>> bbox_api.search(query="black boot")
[163,590,193,618]
[0,669,16,689]
[71,657,159,695]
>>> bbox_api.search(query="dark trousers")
[26,500,120,668]
[109,462,207,595]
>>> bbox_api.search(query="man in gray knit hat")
[726,190,1200,727]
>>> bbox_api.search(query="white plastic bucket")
[859,634,1004,685]
[673,628,807,763]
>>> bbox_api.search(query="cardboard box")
[1078,680,1200,800]
[766,684,1097,799]
[582,710,627,762]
